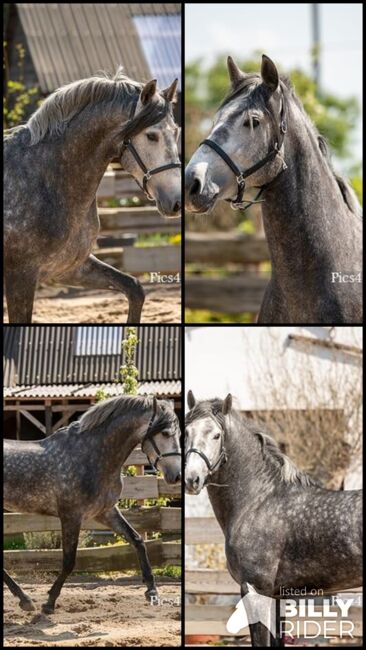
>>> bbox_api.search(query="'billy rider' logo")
[226,585,359,640]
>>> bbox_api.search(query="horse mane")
[187,398,320,487]
[77,394,151,433]
[4,67,172,146]
[219,71,361,218]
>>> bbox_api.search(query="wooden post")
[45,400,53,436]
[16,400,21,440]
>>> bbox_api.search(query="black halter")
[142,408,181,472]
[120,140,181,201]
[185,415,227,476]
[120,95,181,201]
[200,96,288,211]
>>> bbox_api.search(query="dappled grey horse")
[4,395,181,613]
[4,70,181,323]
[185,392,362,647]
[185,55,362,324]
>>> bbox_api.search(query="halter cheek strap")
[200,94,288,211]
[142,408,181,473]
[185,416,227,476]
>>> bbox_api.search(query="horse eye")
[146,132,158,142]
[213,433,220,440]
[244,118,259,128]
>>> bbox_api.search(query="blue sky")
[185,3,362,165]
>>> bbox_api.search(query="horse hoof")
[20,599,35,612]
[145,588,158,604]
[41,603,55,615]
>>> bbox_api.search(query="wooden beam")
[186,232,269,265]
[19,410,46,435]
[185,517,224,545]
[185,274,267,314]
[288,334,362,356]
[45,401,52,436]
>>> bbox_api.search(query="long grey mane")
[78,394,151,433]
[220,73,361,218]
[4,67,172,146]
[188,398,319,487]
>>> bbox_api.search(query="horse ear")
[141,79,157,105]
[187,390,196,410]
[222,393,232,415]
[227,56,245,88]
[162,78,178,103]
[261,54,279,92]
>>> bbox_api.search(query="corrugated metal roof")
[3,326,181,387]
[16,3,181,93]
[4,380,181,399]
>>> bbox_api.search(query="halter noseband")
[142,406,181,472]
[185,415,227,476]
[120,95,181,201]
[200,94,288,211]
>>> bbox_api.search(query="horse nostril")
[173,201,181,213]
[193,476,200,487]
[174,472,181,483]
[190,178,201,196]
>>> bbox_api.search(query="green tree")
[120,327,139,395]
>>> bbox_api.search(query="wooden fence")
[185,516,362,643]
[4,506,180,573]
[95,168,181,275]
[185,232,269,315]
[4,444,181,574]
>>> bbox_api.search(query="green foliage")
[120,327,139,395]
[4,535,26,550]
[95,387,110,402]
[185,309,253,324]
[154,564,181,579]
[3,41,41,128]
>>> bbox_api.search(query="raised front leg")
[5,265,38,323]
[42,515,81,614]
[61,254,145,323]
[4,569,35,611]
[97,505,157,601]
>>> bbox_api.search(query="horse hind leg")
[97,505,157,602]
[4,569,35,611]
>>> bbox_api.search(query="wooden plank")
[97,171,144,200]
[186,232,269,265]
[185,274,268,313]
[162,541,181,564]
[185,605,363,638]
[185,517,224,544]
[4,540,165,573]
[185,569,238,595]
[5,508,158,535]
[157,478,181,498]
[19,410,46,435]
[161,507,181,533]
[123,245,181,274]
[4,507,181,535]
[99,206,181,234]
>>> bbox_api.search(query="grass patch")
[154,565,181,579]
[185,309,253,323]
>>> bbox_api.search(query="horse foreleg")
[61,254,145,323]
[97,505,157,601]
[241,583,272,647]
[271,598,285,647]
[41,516,81,614]
[4,569,35,611]
[5,266,38,323]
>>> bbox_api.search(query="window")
[75,327,122,356]
[133,14,181,90]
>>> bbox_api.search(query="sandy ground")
[3,283,181,324]
[4,576,181,647]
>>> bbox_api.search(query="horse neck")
[261,109,355,287]
[91,405,152,474]
[206,425,273,534]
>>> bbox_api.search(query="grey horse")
[185,55,362,324]
[4,70,181,323]
[4,395,181,613]
[185,391,362,647]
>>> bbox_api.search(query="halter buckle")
[236,173,245,186]
[280,120,287,134]
[144,171,152,181]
